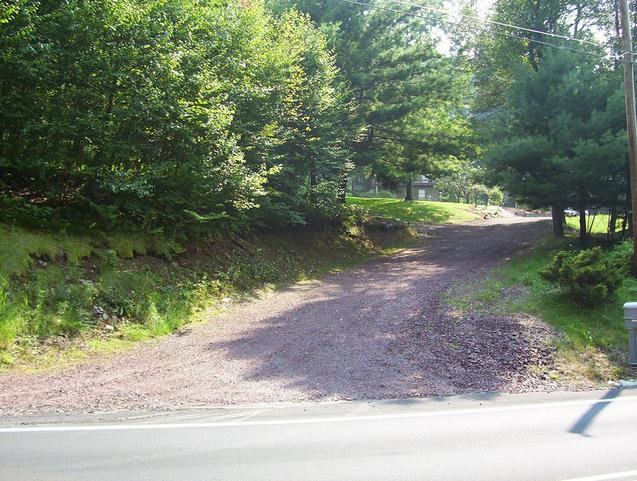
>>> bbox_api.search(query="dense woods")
[474,0,634,241]
[0,0,351,235]
[0,0,477,237]
[2,0,637,243]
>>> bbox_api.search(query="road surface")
[1,389,636,481]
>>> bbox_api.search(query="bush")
[540,246,623,306]
[0,1,349,236]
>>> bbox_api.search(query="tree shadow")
[204,219,554,401]
[568,388,622,437]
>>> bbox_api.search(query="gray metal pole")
[624,302,637,366]
[619,0,637,274]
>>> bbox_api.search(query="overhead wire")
[385,0,602,48]
[334,0,627,61]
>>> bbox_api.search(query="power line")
[385,0,602,49]
[390,0,637,59]
[336,0,616,60]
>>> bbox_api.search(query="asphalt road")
[2,388,637,481]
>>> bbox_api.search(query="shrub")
[540,246,622,306]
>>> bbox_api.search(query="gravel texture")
[0,217,597,415]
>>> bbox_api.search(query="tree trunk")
[337,174,347,204]
[404,176,413,201]
[551,205,564,237]
[622,208,629,240]
[578,207,588,241]
[609,205,617,242]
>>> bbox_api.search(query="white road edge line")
[557,469,637,481]
[1,394,636,434]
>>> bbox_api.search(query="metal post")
[623,302,637,366]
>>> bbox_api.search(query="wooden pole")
[619,0,637,274]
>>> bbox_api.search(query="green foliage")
[485,49,627,239]
[0,0,350,235]
[0,219,417,368]
[486,186,504,206]
[436,168,479,203]
[268,0,475,189]
[540,247,622,306]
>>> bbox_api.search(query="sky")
[460,0,495,17]
[436,0,496,55]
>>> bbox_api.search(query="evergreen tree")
[485,49,627,239]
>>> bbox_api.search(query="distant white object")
[564,208,578,217]
[564,208,590,217]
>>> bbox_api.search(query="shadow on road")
[568,388,621,436]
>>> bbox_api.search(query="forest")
[1,0,634,243]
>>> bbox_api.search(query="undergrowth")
[446,237,632,381]
[0,221,417,370]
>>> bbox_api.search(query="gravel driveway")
[0,217,588,415]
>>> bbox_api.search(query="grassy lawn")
[347,196,481,223]
[447,237,633,380]
[565,213,615,235]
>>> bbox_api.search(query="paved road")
[2,389,637,481]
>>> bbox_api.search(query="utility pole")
[619,0,637,274]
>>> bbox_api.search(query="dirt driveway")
[0,218,589,415]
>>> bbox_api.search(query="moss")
[0,225,93,279]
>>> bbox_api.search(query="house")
[411,175,440,201]
[350,174,440,200]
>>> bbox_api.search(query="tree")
[485,49,627,240]
[437,167,480,204]
[0,0,351,234]
[268,0,470,192]
[486,187,504,207]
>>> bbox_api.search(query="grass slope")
[447,238,632,381]
[0,222,417,370]
[346,197,481,224]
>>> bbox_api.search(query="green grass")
[0,224,183,279]
[447,237,631,380]
[347,197,481,223]
[565,213,616,235]
[0,221,418,371]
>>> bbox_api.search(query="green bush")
[540,246,623,306]
[0,1,349,236]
